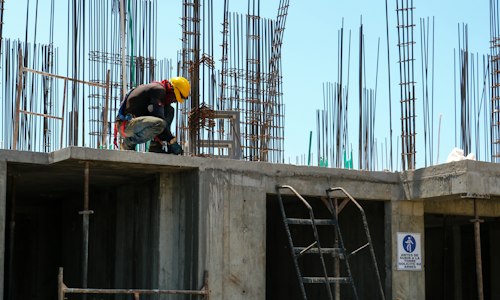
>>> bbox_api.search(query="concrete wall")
[2,148,500,300]
[157,170,200,298]
[388,200,425,300]
[198,169,267,300]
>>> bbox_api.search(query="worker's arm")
[147,88,167,119]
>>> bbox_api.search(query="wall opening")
[4,190,62,300]
[425,213,500,300]
[266,194,386,299]
[4,167,160,300]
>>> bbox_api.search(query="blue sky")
[5,0,492,169]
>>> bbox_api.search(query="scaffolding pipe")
[58,268,209,299]
[79,162,93,300]
[101,70,111,147]
[471,199,484,300]
[13,48,23,150]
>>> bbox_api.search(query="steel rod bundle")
[395,0,417,170]
[179,0,287,162]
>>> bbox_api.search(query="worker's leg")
[121,116,166,150]
[148,140,166,153]
[148,106,176,153]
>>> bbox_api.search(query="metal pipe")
[333,197,340,300]
[58,268,64,300]
[79,162,93,300]
[102,69,111,147]
[58,267,209,298]
[64,287,209,296]
[60,79,67,149]
[471,199,484,300]
[13,48,24,150]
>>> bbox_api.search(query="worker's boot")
[148,140,167,153]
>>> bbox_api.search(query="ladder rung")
[302,277,352,284]
[294,247,345,259]
[286,218,335,225]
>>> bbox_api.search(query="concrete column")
[198,169,266,300]
[0,160,6,300]
[158,172,181,295]
[389,200,425,300]
[157,171,199,299]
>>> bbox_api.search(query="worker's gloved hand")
[167,142,183,155]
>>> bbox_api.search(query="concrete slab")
[2,147,500,300]
[4,147,500,201]
[1,147,403,202]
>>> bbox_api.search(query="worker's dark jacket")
[123,82,176,142]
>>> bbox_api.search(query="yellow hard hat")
[170,76,190,103]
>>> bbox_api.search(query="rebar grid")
[4,0,288,164]
[395,0,417,170]
[179,0,286,162]
[6,40,59,152]
[491,0,500,161]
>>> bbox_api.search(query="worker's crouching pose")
[114,77,190,155]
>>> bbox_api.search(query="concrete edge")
[50,147,402,183]
[0,149,50,165]
[5,148,500,201]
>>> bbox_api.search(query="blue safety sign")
[397,232,422,271]
[403,234,416,253]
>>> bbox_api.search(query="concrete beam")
[425,198,500,217]
[0,148,402,201]
[400,160,500,201]
[10,148,500,202]
[0,149,48,164]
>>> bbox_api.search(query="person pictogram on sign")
[404,235,416,253]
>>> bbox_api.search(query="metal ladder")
[276,185,385,300]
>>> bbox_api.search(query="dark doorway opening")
[425,213,500,300]
[266,194,386,300]
[4,193,63,300]
[4,164,160,300]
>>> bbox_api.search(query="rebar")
[179,0,287,162]
[395,0,417,170]
[419,17,435,167]
[490,0,500,161]
[4,1,288,162]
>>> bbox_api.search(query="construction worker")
[115,76,190,154]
